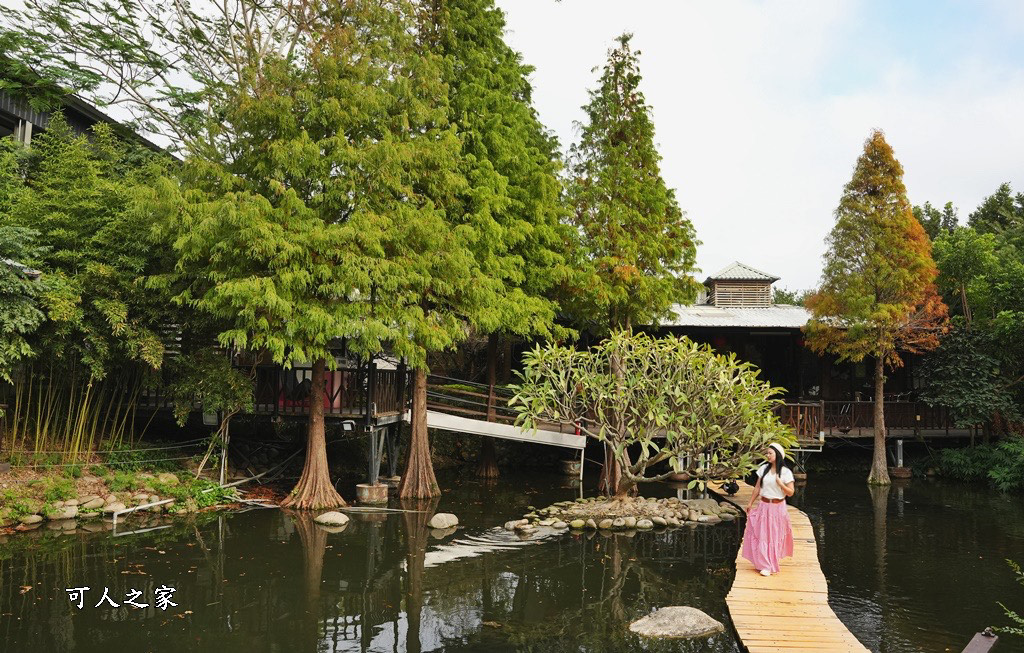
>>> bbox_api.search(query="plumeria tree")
[511,332,796,497]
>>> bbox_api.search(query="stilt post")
[366,355,379,486]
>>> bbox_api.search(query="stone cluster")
[5,472,193,534]
[503,495,741,534]
[10,490,178,533]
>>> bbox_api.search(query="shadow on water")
[0,474,742,652]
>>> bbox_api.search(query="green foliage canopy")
[913,200,958,241]
[0,225,46,381]
[806,130,947,366]
[0,116,169,379]
[511,332,796,491]
[920,320,1017,428]
[566,34,700,333]
[423,0,572,341]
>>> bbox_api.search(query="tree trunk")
[398,368,440,499]
[476,334,500,478]
[613,470,636,498]
[599,442,623,496]
[867,355,891,485]
[282,358,347,509]
[599,346,630,496]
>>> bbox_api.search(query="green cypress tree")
[419,0,573,479]
[806,130,948,485]
[567,33,700,335]
[566,33,700,495]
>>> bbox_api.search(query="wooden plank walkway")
[709,481,869,653]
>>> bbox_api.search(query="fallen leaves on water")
[482,621,502,629]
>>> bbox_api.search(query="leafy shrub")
[107,471,140,492]
[153,477,236,510]
[999,559,1024,638]
[0,489,31,518]
[933,438,1024,491]
[29,453,59,469]
[41,477,74,502]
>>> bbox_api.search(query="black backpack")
[743,464,765,487]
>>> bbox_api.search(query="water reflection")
[0,477,742,652]
[796,473,1024,653]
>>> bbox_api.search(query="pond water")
[794,473,1024,653]
[0,474,742,653]
[1,470,1021,653]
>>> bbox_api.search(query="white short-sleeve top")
[757,464,794,500]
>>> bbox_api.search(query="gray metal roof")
[664,303,810,329]
[704,261,780,284]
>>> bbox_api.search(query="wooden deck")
[709,481,869,653]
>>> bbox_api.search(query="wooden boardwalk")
[709,481,869,653]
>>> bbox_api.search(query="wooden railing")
[251,365,406,417]
[425,374,519,424]
[137,363,408,420]
[775,402,823,439]
[822,400,953,433]
[776,400,958,438]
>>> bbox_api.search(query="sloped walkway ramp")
[423,410,585,450]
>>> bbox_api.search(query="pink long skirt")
[741,500,794,573]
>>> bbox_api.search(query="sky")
[494,0,1024,290]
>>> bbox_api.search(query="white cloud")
[497,0,1024,290]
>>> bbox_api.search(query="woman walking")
[742,443,795,576]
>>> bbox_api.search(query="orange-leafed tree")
[806,130,948,485]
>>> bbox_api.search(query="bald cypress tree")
[417,0,572,480]
[567,33,700,495]
[149,0,471,508]
[806,130,948,485]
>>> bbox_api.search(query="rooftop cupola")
[703,261,779,308]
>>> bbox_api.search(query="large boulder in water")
[314,511,350,527]
[428,513,458,529]
[629,607,725,639]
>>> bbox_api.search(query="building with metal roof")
[666,303,811,329]
[703,261,780,284]
[0,89,162,151]
[654,261,921,409]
